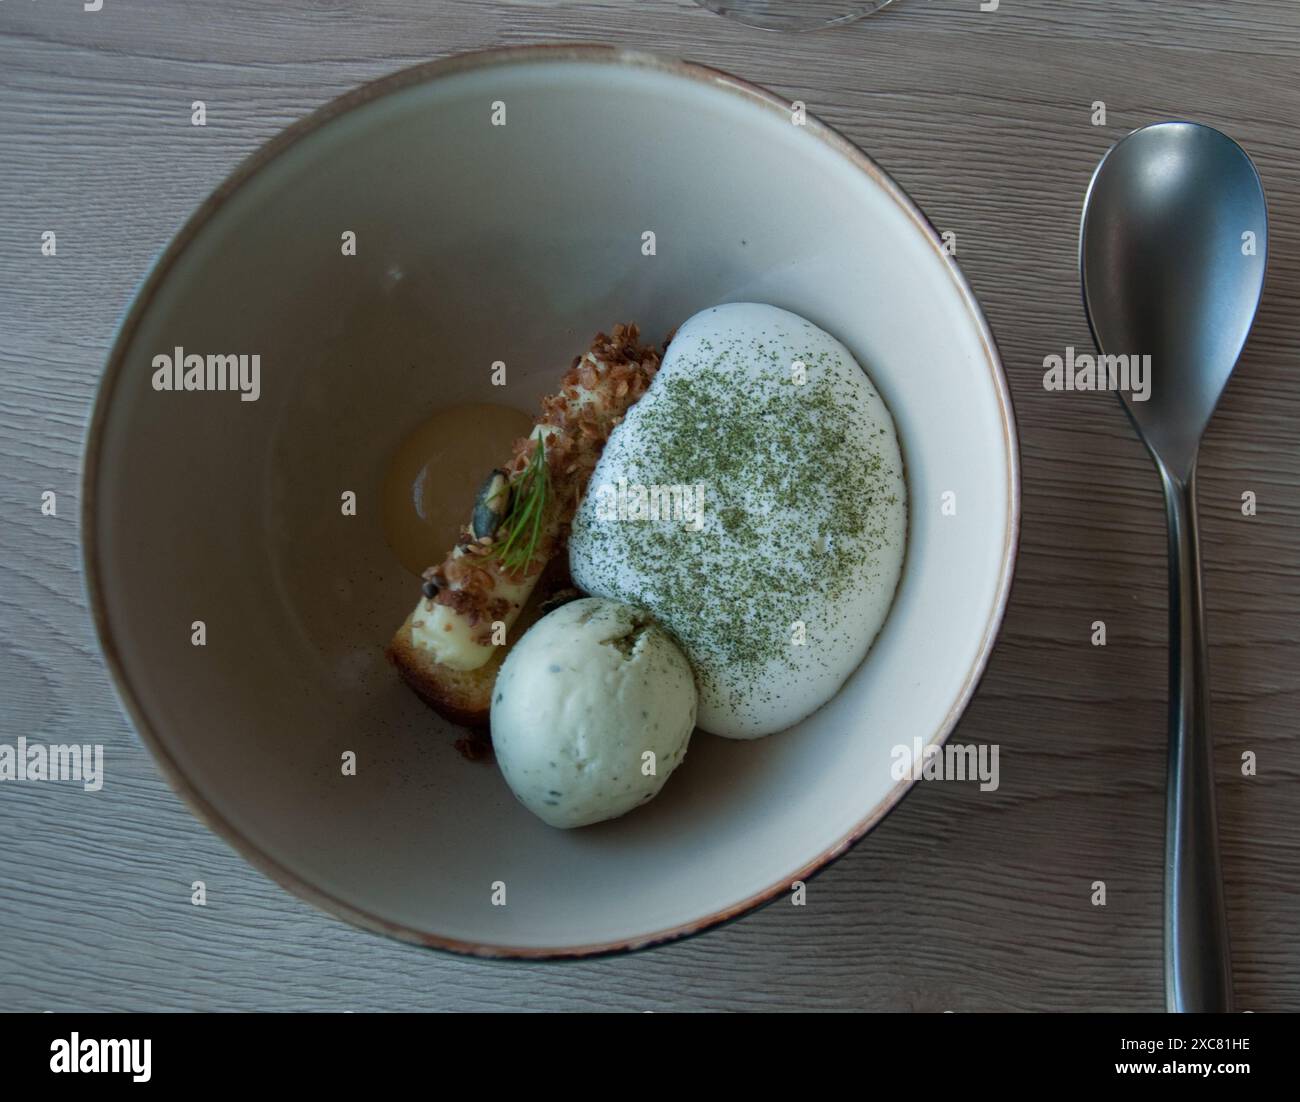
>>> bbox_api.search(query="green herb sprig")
[494,436,550,575]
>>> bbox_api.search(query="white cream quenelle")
[490,599,697,829]
[569,303,908,739]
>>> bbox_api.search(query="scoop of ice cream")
[490,598,697,829]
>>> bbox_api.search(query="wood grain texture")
[1,0,1297,1012]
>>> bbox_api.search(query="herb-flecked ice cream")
[490,598,697,828]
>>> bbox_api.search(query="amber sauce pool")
[381,402,534,576]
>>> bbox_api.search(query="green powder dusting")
[571,319,906,715]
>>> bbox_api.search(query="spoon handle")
[1160,464,1233,1012]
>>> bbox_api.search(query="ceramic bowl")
[84,46,1019,957]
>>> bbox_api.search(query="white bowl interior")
[89,53,1015,952]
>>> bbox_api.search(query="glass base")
[695,0,897,32]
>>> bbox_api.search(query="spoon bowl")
[1081,122,1268,477]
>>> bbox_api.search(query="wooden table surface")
[2,0,1297,1012]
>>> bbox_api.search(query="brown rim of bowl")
[81,43,1022,961]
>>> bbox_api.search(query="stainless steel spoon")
[1080,121,1267,1012]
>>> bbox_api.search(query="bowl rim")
[81,42,1022,961]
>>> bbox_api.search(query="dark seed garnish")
[419,565,444,600]
[471,468,511,540]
